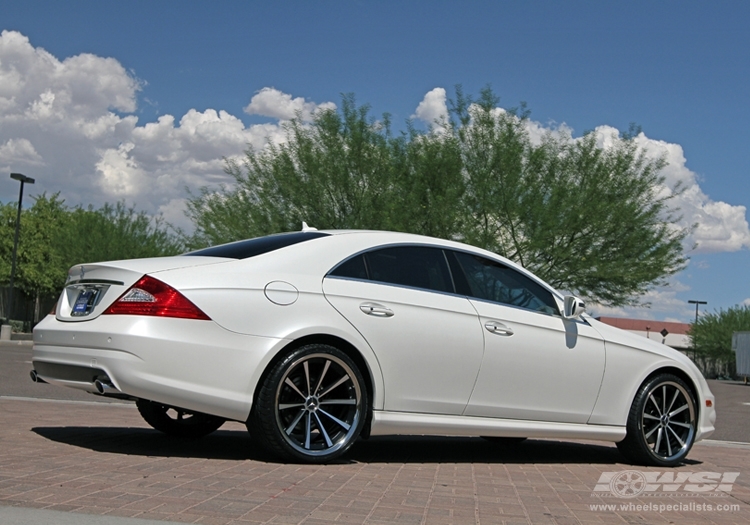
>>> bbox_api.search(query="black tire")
[616,373,697,467]
[250,344,368,463]
[481,436,527,444]
[136,399,225,438]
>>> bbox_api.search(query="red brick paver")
[1,397,749,524]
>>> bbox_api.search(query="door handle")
[485,321,513,336]
[359,302,394,317]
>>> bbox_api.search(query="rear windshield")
[184,231,330,259]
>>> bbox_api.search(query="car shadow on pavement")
[31,426,702,466]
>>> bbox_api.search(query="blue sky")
[1,1,749,322]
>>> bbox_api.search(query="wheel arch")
[250,333,376,436]
[639,365,701,420]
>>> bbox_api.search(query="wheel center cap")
[305,397,320,412]
[660,414,670,426]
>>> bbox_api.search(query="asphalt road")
[2,340,749,442]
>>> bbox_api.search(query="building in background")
[596,317,691,352]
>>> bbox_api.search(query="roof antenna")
[301,221,317,232]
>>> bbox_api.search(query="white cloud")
[588,278,694,321]
[0,138,44,165]
[743,298,750,307]
[244,87,336,122]
[412,87,448,131]
[0,30,337,226]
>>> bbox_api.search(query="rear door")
[323,246,484,415]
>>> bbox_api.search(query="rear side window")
[452,251,559,315]
[185,232,329,259]
[329,246,453,294]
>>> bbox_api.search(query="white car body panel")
[323,277,484,415]
[34,315,280,421]
[586,317,715,440]
[465,300,606,423]
[371,411,626,441]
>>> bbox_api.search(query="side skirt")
[370,411,626,442]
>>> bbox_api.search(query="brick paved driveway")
[1,394,749,524]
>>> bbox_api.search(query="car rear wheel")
[136,399,225,438]
[250,344,368,463]
[616,373,697,467]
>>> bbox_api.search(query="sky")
[1,0,749,323]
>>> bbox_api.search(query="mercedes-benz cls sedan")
[31,229,715,465]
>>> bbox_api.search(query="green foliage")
[58,201,184,268]
[0,194,184,298]
[689,305,750,361]
[186,87,689,307]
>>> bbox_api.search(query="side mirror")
[563,296,586,319]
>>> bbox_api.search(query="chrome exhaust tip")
[29,370,47,384]
[94,379,119,395]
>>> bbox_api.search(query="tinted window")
[453,251,559,315]
[330,246,455,293]
[185,232,329,259]
[365,246,453,293]
[330,254,368,280]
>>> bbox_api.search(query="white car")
[32,229,715,465]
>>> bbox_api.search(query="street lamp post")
[688,299,707,361]
[4,173,35,329]
[688,299,708,325]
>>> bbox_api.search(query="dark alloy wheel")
[136,399,225,439]
[250,344,368,463]
[617,373,697,467]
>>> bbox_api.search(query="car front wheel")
[617,373,697,467]
[250,344,368,463]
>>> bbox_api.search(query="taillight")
[103,275,211,320]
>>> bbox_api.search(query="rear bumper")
[32,314,283,421]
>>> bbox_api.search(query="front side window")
[452,251,559,315]
[329,246,453,294]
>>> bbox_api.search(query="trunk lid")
[55,256,230,322]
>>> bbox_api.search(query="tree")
[186,87,689,307]
[57,200,184,269]
[455,88,688,305]
[689,305,750,362]
[0,194,184,316]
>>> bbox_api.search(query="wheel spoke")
[654,427,663,454]
[285,409,306,435]
[313,360,331,396]
[666,428,673,456]
[671,420,693,429]
[313,413,333,447]
[318,408,352,431]
[284,377,307,400]
[643,413,660,421]
[304,412,312,449]
[669,403,689,418]
[649,395,663,416]
[667,425,686,447]
[318,374,351,398]
[320,399,357,406]
[644,423,660,440]
[666,388,680,414]
[662,385,667,414]
[279,402,305,410]
[303,361,312,396]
